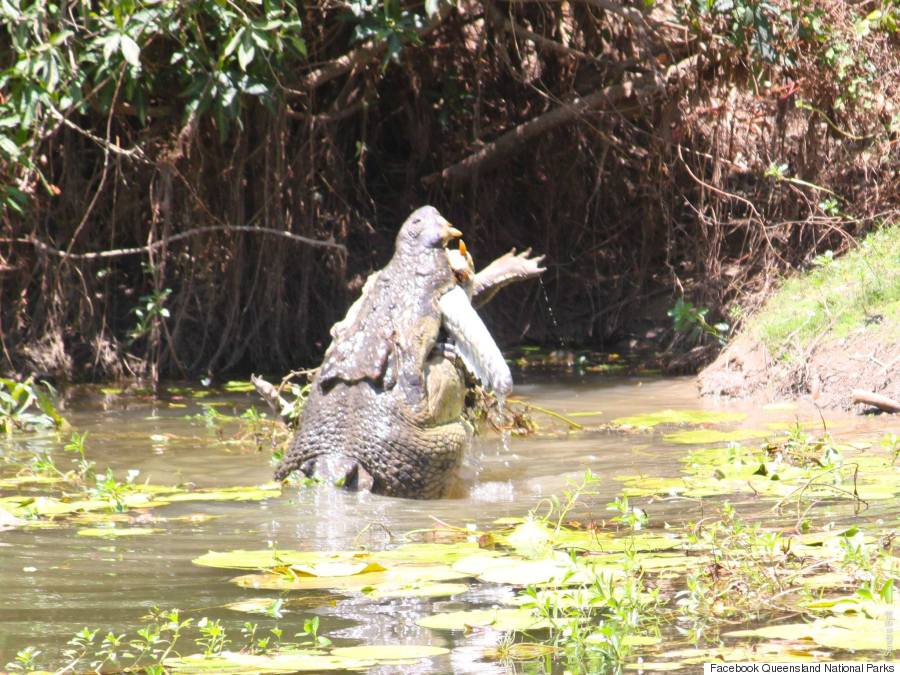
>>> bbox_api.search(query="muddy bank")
[699,323,898,411]
[700,225,899,412]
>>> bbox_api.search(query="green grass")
[752,225,900,359]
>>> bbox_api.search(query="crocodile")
[273,206,544,498]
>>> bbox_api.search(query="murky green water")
[1,373,896,672]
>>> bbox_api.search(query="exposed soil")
[699,324,899,412]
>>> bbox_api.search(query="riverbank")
[700,225,899,410]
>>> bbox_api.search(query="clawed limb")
[472,248,546,307]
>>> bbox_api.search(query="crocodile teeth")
[438,285,512,397]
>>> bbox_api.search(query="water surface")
[0,373,896,671]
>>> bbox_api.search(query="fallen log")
[851,389,900,413]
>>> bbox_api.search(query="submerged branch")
[507,399,585,430]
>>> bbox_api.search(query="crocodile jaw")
[437,284,513,398]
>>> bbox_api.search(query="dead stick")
[507,398,584,430]
[296,11,448,92]
[251,375,290,420]
[2,225,346,260]
[851,389,900,413]
[427,55,698,183]
[486,2,601,63]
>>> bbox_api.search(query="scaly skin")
[278,356,470,498]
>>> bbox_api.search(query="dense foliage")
[0,0,897,380]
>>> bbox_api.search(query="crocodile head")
[394,205,462,254]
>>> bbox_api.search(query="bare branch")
[3,225,346,261]
[486,2,602,63]
[296,11,448,92]
[428,55,698,183]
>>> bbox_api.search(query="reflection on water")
[0,373,896,670]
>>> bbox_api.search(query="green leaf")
[222,27,245,59]
[120,34,141,67]
[0,135,20,160]
[102,34,121,61]
[34,384,68,429]
[289,36,307,57]
[237,36,255,71]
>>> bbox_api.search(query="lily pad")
[662,429,769,445]
[484,642,558,660]
[727,612,900,651]
[292,561,384,577]
[612,409,746,429]
[164,650,373,673]
[476,558,591,586]
[0,474,65,488]
[372,542,498,565]
[192,548,384,577]
[631,553,706,573]
[554,529,681,554]
[330,645,449,660]
[76,527,161,538]
[625,661,686,670]
[225,598,288,615]
[159,485,280,503]
[71,512,134,524]
[663,643,826,663]
[15,494,167,517]
[233,564,466,592]
[617,437,900,502]
[452,554,524,578]
[417,608,553,632]
[615,475,731,498]
[504,519,554,557]
[223,380,256,392]
[225,596,333,615]
[510,586,626,610]
[367,582,469,599]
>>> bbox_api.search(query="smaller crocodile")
[274,206,544,497]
